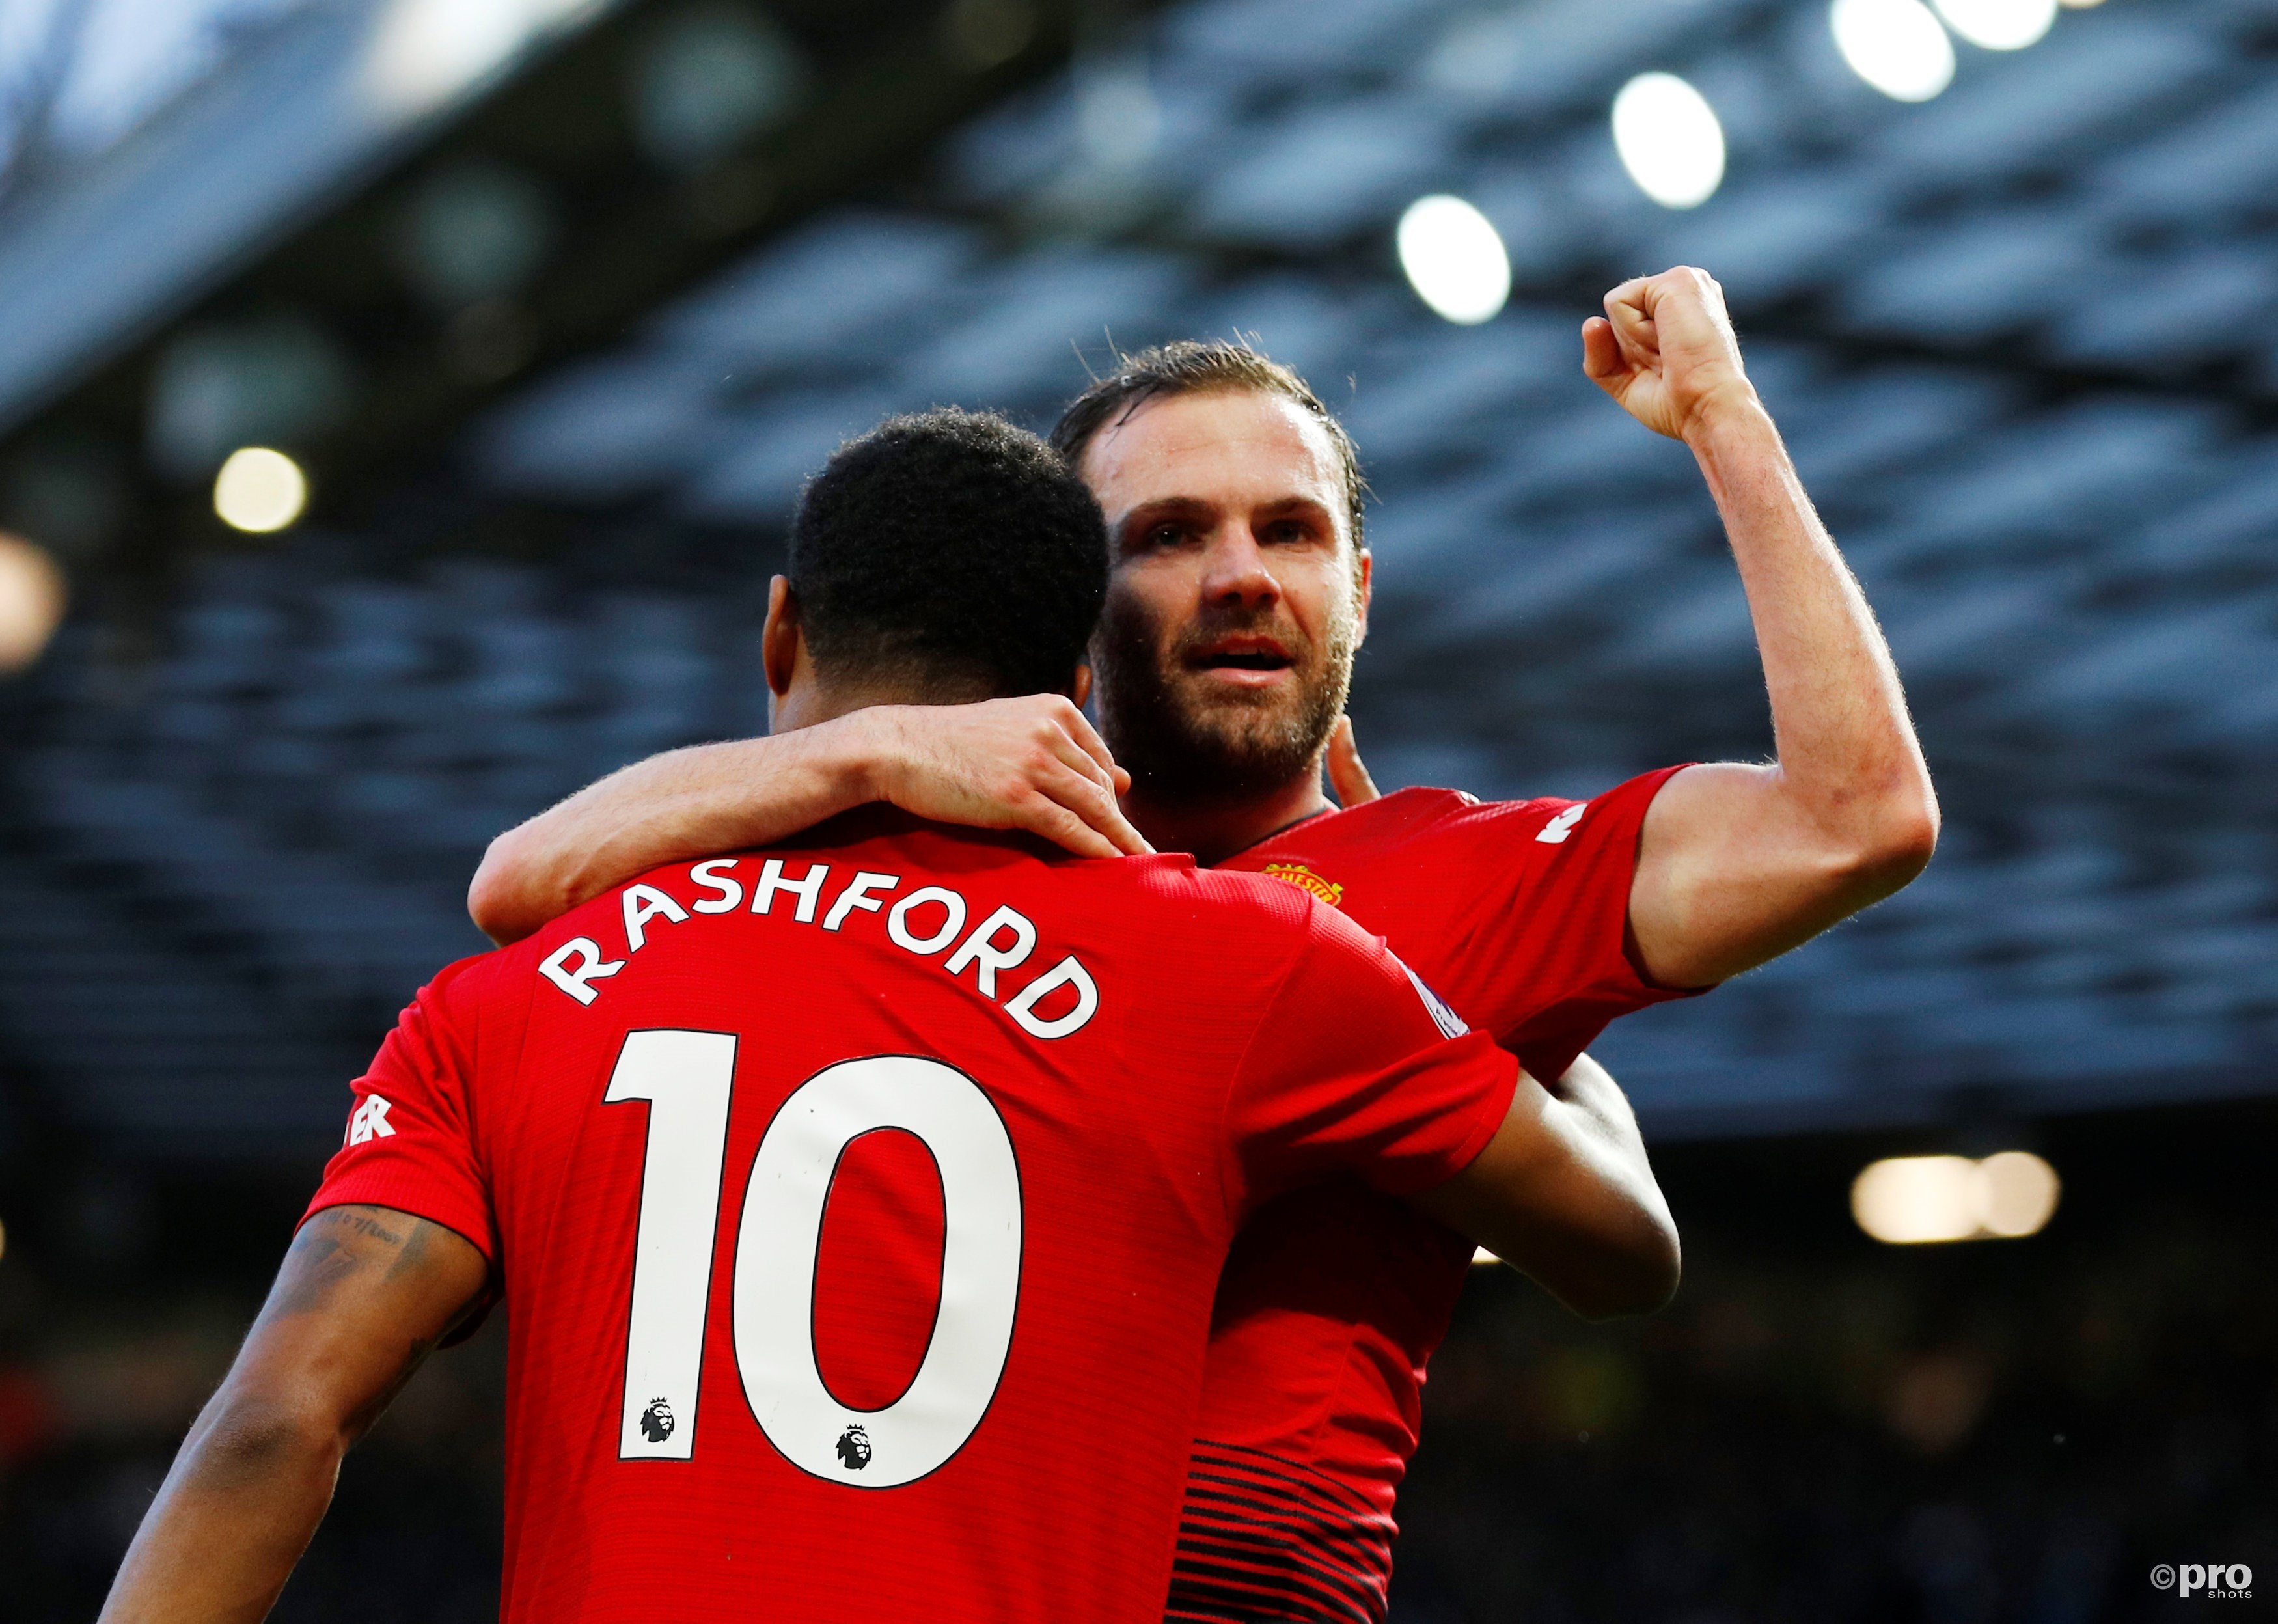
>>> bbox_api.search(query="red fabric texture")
[1194,767,1701,1515]
[301,810,1515,1624]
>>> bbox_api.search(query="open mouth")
[1189,637,1296,676]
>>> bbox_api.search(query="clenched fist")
[1582,266,1761,445]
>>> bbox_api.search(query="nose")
[1199,524,1280,613]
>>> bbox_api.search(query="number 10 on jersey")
[605,1030,1024,1488]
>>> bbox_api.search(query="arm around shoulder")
[468,728,875,945]
[467,698,1149,946]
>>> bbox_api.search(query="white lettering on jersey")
[687,859,745,913]
[1401,964,1470,1039]
[623,883,692,952]
[544,864,1099,1039]
[944,906,1037,997]
[823,871,901,932]
[752,859,830,921]
[346,1094,397,1146]
[1535,803,1587,844]
[887,886,968,955]
[541,936,627,1005]
[1003,956,1098,1040]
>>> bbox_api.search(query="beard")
[1092,588,1357,807]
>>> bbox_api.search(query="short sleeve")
[302,959,499,1263]
[1222,911,1519,1217]
[1417,766,1705,1081]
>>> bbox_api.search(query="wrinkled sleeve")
[1426,765,1707,1081]
[301,956,498,1265]
[1221,909,1519,1219]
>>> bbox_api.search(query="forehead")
[1079,388,1345,526]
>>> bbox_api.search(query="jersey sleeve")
[1220,910,1520,1217]
[301,956,499,1263]
[1427,765,1705,1082]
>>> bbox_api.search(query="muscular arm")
[100,1205,489,1624]
[1585,269,1940,989]
[469,697,1147,945]
[1411,1053,1679,1319]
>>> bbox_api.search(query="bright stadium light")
[1831,0,1956,101]
[1852,1152,2061,1244]
[1397,195,1512,325]
[0,532,67,673]
[1612,74,1725,210]
[1975,1151,2061,1237]
[1932,0,2057,49]
[213,448,309,535]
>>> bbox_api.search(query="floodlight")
[1852,1151,2062,1243]
[1832,0,1956,101]
[0,533,66,672]
[1933,0,2057,50]
[1612,74,1726,210]
[1975,1151,2061,1237]
[1397,195,1512,325]
[213,448,309,535]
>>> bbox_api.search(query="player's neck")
[774,679,998,732]
[1125,771,1332,869]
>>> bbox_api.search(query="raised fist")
[1581,266,1759,444]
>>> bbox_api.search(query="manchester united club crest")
[1262,862,1343,908]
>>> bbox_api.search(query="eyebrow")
[1115,494,1334,530]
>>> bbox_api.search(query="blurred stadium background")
[0,0,2272,1616]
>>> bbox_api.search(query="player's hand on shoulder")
[857,695,1154,860]
[1581,266,1761,445]
[1326,715,1380,808]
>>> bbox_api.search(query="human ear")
[762,577,801,698]
[1352,548,1373,646]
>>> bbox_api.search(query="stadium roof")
[1,0,2272,1151]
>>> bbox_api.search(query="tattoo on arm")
[264,1205,489,1442]
[273,1207,448,1315]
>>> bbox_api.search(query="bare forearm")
[1589,270,1938,986]
[1626,397,1938,985]
[468,695,1149,945]
[1415,1071,1679,1319]
[470,723,870,944]
[1686,395,1932,838]
[100,1396,342,1624]
[1537,1053,1651,1174]
[102,1207,485,1622]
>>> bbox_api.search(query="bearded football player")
[469,266,1938,1621]
[100,411,1679,1624]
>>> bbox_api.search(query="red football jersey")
[1166,767,1701,1624]
[303,811,1518,1624]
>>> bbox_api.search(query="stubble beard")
[1092,591,1357,807]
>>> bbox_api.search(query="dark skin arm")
[100,1205,489,1624]
[1413,1053,1680,1319]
